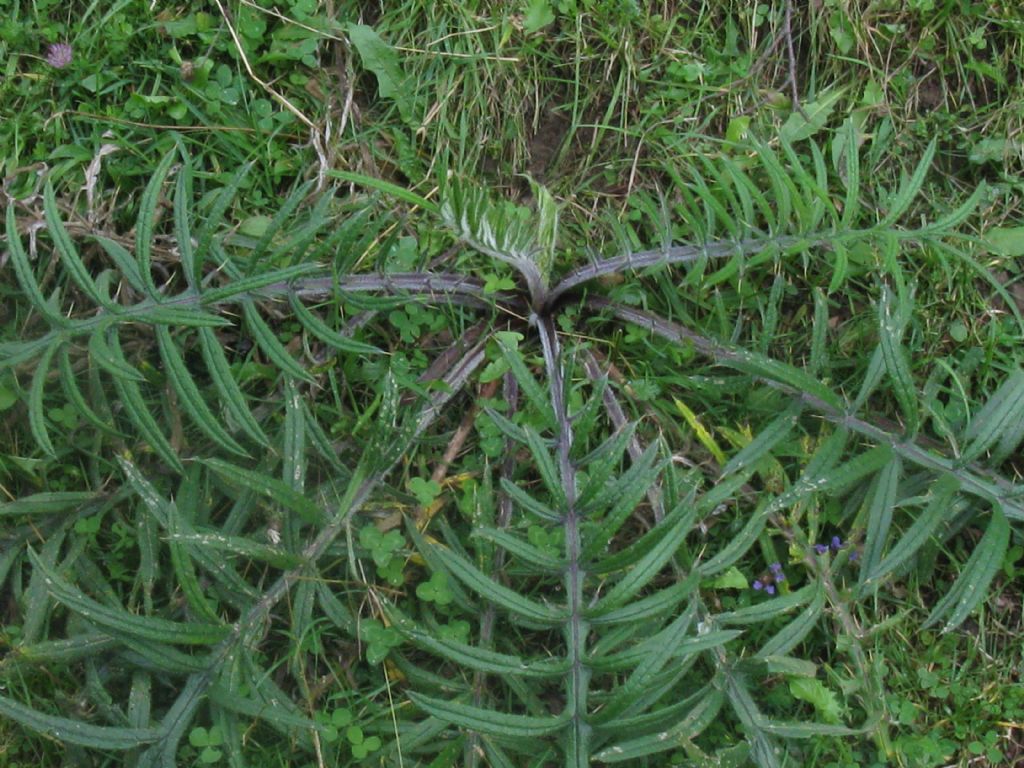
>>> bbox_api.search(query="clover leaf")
[361,619,402,664]
[408,477,442,507]
[359,524,404,567]
[416,570,453,605]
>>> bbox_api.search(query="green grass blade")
[326,169,438,213]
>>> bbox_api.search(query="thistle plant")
[1,126,1021,767]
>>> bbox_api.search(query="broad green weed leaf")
[347,24,409,118]
[781,89,845,143]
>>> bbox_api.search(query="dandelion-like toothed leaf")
[441,181,547,306]
[877,287,919,435]
[6,202,69,327]
[589,502,695,614]
[0,694,161,750]
[410,692,571,738]
[590,490,698,575]
[862,474,960,588]
[28,549,227,645]
[287,293,382,354]
[197,327,270,447]
[530,177,559,283]
[424,542,563,624]
[199,263,322,306]
[245,179,314,274]
[961,369,1024,464]
[592,686,724,762]
[103,334,184,472]
[498,478,562,523]
[393,614,569,678]
[924,503,1010,632]
[135,149,177,296]
[722,670,782,768]
[495,335,556,426]
[588,575,698,626]
[472,527,564,570]
[580,443,663,559]
[27,341,58,457]
[858,457,902,589]
[44,182,114,309]
[155,326,248,456]
[877,138,936,229]
[722,404,802,477]
[755,585,825,659]
[201,458,324,525]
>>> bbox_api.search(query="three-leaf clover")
[360,619,402,664]
[408,477,442,507]
[346,725,382,758]
[416,571,453,606]
[315,707,353,743]
[359,525,404,567]
[376,556,405,586]
[188,726,224,764]
[437,619,470,643]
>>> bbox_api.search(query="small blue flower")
[849,549,860,562]
[769,562,783,574]
[814,543,829,555]
[752,580,764,591]
[830,535,843,552]
[765,584,776,595]
[775,572,786,582]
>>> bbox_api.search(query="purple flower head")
[831,535,843,552]
[46,43,73,69]
[769,562,783,575]
[849,549,860,562]
[752,580,764,591]
[765,584,776,595]
[775,572,786,582]
[814,543,829,555]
